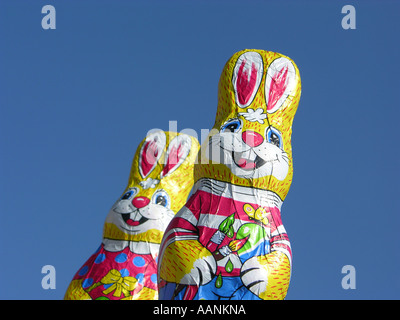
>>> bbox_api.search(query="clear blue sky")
[1,0,399,300]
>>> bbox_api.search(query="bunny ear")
[232,51,263,108]
[265,57,297,114]
[139,131,166,179]
[160,134,192,178]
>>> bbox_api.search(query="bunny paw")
[240,256,269,297]
[240,252,291,300]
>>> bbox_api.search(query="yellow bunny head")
[103,131,200,243]
[196,49,301,200]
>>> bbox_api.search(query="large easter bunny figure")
[65,131,199,300]
[158,49,301,300]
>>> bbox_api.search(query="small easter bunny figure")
[65,131,199,300]
[158,50,301,300]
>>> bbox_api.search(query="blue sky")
[1,0,399,300]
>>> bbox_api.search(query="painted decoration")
[158,49,301,300]
[65,131,200,300]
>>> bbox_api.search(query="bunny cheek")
[141,204,175,231]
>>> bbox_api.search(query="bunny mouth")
[232,151,266,170]
[122,213,148,227]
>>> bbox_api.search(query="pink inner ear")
[267,65,289,112]
[236,60,258,106]
[161,143,183,177]
[140,140,159,177]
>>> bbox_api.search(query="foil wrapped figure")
[158,49,301,300]
[65,131,199,300]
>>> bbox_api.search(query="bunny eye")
[155,195,167,207]
[221,119,242,133]
[266,127,283,149]
[121,187,138,200]
[152,190,170,208]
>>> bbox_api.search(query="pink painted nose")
[132,196,150,209]
[242,131,263,147]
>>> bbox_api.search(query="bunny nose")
[132,196,150,209]
[242,131,263,147]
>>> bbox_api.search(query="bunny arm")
[158,205,217,292]
[240,228,292,300]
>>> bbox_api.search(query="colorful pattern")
[66,244,158,300]
[158,49,301,300]
[65,131,200,300]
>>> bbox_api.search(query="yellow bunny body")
[158,50,301,300]
[65,131,199,300]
